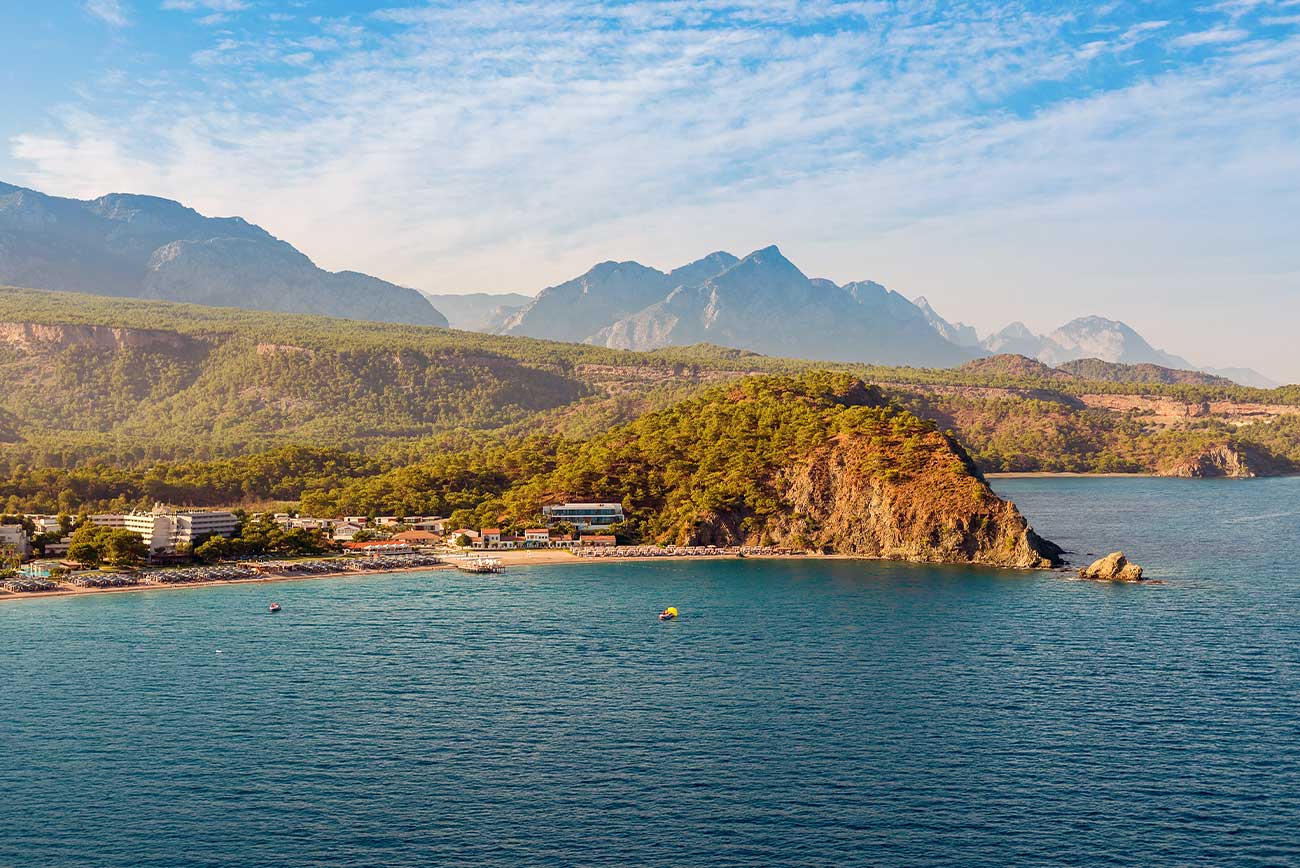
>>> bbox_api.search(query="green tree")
[105,529,148,568]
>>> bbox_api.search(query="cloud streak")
[84,0,128,27]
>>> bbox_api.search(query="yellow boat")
[658,606,678,621]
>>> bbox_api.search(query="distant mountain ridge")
[922,304,1279,388]
[421,291,532,331]
[0,181,447,327]
[499,245,973,367]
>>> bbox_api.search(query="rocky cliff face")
[0,321,205,354]
[666,425,1062,568]
[0,181,446,327]
[775,432,1062,567]
[1160,443,1292,478]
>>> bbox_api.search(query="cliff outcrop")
[775,431,1063,567]
[1160,443,1292,478]
[1079,552,1144,582]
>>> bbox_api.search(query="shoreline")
[985,471,1160,478]
[0,548,1073,604]
[0,562,461,603]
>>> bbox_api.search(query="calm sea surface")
[3,477,1300,867]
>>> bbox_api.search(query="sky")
[2,1,1299,381]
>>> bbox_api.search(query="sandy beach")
[985,471,1160,478]
[0,548,759,602]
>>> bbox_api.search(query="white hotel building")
[541,502,625,531]
[96,506,238,553]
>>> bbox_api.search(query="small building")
[523,528,551,547]
[374,516,401,527]
[332,522,366,542]
[448,529,479,546]
[578,534,617,547]
[543,502,625,531]
[393,530,439,546]
[343,516,369,526]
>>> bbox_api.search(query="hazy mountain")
[593,246,974,366]
[913,296,980,347]
[976,315,1279,387]
[980,322,1061,360]
[1199,367,1280,389]
[421,291,532,331]
[1045,316,1193,369]
[498,260,676,343]
[0,181,447,326]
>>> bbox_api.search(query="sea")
[2,477,1299,867]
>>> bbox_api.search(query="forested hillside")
[1,286,1297,514]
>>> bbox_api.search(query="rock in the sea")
[1079,551,1144,582]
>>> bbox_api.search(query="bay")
[2,477,1299,867]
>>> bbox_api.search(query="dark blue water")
[3,477,1300,867]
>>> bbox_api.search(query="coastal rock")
[776,429,1064,569]
[1160,443,1290,479]
[1079,551,1144,582]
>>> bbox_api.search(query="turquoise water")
[3,477,1300,867]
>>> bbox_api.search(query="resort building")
[89,514,127,529]
[0,524,31,560]
[407,517,446,533]
[472,529,519,550]
[542,502,625,531]
[449,529,480,546]
[524,528,551,547]
[392,530,439,546]
[332,522,366,542]
[123,506,238,553]
[578,534,617,547]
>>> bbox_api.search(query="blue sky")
[3,1,1300,380]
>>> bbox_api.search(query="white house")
[542,502,625,531]
[332,522,366,542]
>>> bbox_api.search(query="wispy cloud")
[85,0,128,27]
[161,0,248,12]
[1171,27,1251,47]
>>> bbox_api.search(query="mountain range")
[0,181,447,326]
[489,246,1279,386]
[420,291,531,331]
[0,181,1280,386]
[498,245,973,367]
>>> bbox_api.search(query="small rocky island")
[1079,551,1145,582]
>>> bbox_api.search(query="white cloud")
[1171,27,1251,47]
[85,0,128,27]
[161,0,248,12]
